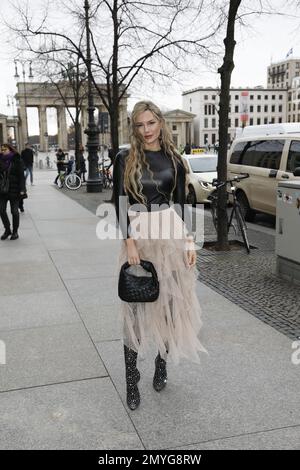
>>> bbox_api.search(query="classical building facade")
[163,109,195,148]
[13,81,129,152]
[0,113,19,147]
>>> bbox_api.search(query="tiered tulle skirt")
[117,206,207,364]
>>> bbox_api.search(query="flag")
[286,48,293,58]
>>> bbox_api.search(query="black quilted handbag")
[118,259,159,303]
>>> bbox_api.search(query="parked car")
[227,124,300,220]
[182,154,217,204]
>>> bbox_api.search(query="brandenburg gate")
[15,81,129,151]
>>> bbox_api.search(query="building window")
[257,95,261,100]
[257,105,261,112]
[212,95,216,100]
[293,103,296,111]
[264,105,268,112]
[235,118,239,127]
[235,95,239,100]
[271,117,275,123]
[289,103,291,112]
[250,118,253,125]
[228,118,231,127]
[212,134,216,144]
[264,95,268,100]
[279,105,283,112]
[250,105,254,112]
[204,95,208,100]
[172,124,177,131]
[190,98,192,103]
[264,117,268,124]
[272,105,275,113]
[204,105,208,115]
[278,117,282,123]
[272,95,276,100]
[279,95,283,100]
[257,118,261,125]
[212,118,216,128]
[235,105,239,113]
[250,95,254,100]
[204,133,208,144]
[204,118,208,128]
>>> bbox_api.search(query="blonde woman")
[113,101,206,410]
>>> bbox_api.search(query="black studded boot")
[124,345,140,410]
[153,352,167,392]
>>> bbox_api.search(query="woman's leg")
[10,198,20,236]
[0,198,11,238]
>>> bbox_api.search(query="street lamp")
[14,59,34,149]
[84,0,102,192]
[7,94,16,116]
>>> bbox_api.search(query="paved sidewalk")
[0,170,300,450]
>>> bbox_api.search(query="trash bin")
[276,180,300,285]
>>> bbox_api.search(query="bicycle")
[207,173,251,254]
[99,166,113,189]
[57,163,82,190]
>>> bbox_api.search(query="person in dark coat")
[54,148,66,185]
[184,143,191,155]
[79,145,87,182]
[21,143,34,185]
[0,143,26,240]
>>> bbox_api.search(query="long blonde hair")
[124,100,185,204]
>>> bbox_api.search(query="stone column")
[18,102,28,151]
[190,121,195,146]
[38,106,48,152]
[57,106,68,151]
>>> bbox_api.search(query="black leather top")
[113,149,192,239]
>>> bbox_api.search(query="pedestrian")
[67,155,75,175]
[21,142,34,185]
[54,148,66,185]
[0,143,26,240]
[79,145,87,182]
[183,142,191,155]
[113,101,206,410]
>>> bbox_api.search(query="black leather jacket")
[113,149,192,239]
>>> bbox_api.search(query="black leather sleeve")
[113,151,131,239]
[173,160,194,237]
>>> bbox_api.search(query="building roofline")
[182,87,288,95]
[268,58,300,66]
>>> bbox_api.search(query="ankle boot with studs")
[153,352,167,392]
[124,345,140,410]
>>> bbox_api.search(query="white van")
[227,124,300,220]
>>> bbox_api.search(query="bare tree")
[216,0,242,251]
[8,0,221,163]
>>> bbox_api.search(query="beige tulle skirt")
[117,206,207,364]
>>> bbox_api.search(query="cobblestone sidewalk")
[198,216,300,340]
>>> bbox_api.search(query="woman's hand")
[187,249,197,268]
[126,238,140,265]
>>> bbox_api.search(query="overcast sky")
[0,0,300,135]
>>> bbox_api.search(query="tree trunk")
[216,0,241,251]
